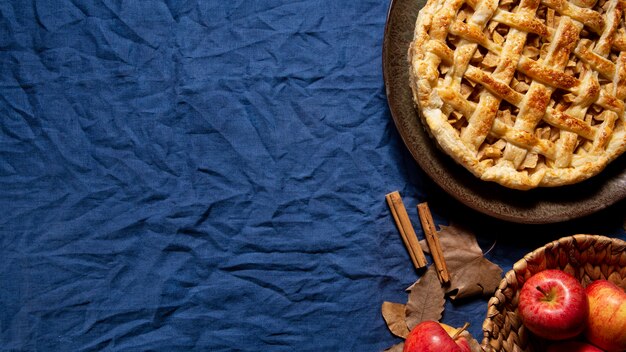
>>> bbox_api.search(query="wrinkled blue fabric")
[1,1,625,351]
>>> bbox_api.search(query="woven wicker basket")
[480,234,626,352]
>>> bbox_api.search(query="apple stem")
[535,285,549,298]
[451,322,470,340]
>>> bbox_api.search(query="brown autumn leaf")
[383,342,404,352]
[420,223,503,300]
[381,302,410,338]
[405,266,446,329]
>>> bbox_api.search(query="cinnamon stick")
[417,202,450,284]
[386,191,428,270]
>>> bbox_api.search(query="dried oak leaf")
[384,342,404,352]
[420,223,503,300]
[381,302,410,338]
[405,266,446,330]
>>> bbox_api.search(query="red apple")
[546,341,603,352]
[440,323,471,352]
[584,279,626,352]
[403,320,467,352]
[518,269,588,340]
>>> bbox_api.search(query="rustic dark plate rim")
[382,0,626,224]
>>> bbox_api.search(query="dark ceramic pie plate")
[382,0,626,224]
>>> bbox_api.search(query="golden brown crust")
[409,0,626,189]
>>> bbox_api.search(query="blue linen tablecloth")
[1,1,625,351]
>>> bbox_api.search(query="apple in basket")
[546,341,603,352]
[403,320,470,352]
[584,279,626,352]
[518,269,588,340]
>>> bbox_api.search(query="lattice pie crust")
[409,0,626,189]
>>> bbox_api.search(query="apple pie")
[408,0,626,189]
